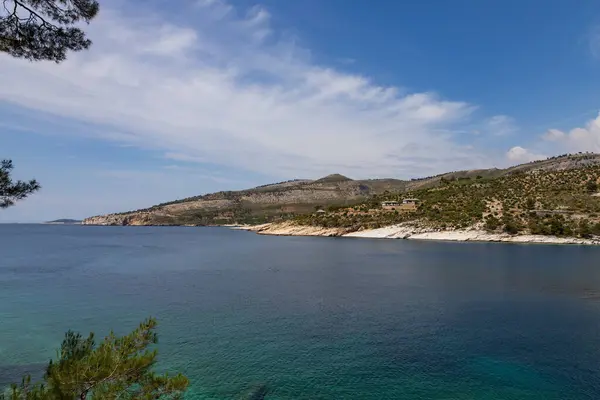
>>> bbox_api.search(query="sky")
[2,0,600,222]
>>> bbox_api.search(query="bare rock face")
[82,209,168,226]
[242,221,351,237]
[82,215,122,226]
[82,214,142,226]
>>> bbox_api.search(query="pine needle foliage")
[1,318,189,400]
[0,160,40,209]
[0,0,99,62]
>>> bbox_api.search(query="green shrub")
[525,198,535,210]
[578,219,593,238]
[484,215,501,231]
[586,179,598,193]
[503,221,521,235]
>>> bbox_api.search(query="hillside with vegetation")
[83,174,408,226]
[84,153,600,237]
[295,153,600,238]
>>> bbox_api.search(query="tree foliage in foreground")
[1,318,189,399]
[0,0,99,62]
[0,160,40,209]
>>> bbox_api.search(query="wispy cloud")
[164,152,207,163]
[0,0,498,180]
[486,115,517,136]
[337,57,357,65]
[97,168,243,185]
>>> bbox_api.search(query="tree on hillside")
[586,179,598,193]
[525,197,536,210]
[0,0,99,62]
[1,318,189,400]
[0,160,40,209]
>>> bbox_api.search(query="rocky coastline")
[82,217,600,245]
[237,222,600,245]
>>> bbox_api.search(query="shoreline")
[78,221,600,246]
[236,222,600,246]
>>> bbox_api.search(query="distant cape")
[45,219,82,224]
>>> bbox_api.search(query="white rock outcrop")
[240,222,600,245]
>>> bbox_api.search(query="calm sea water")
[1,225,600,399]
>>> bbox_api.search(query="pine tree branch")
[13,0,60,29]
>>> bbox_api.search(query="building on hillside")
[400,198,420,211]
[381,201,399,210]
[381,199,420,212]
[402,198,420,205]
[315,209,327,214]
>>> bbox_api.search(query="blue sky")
[2,0,600,222]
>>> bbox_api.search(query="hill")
[83,153,600,228]
[314,174,353,183]
[295,153,600,238]
[83,175,406,226]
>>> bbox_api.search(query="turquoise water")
[2,225,600,399]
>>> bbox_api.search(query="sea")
[1,224,600,399]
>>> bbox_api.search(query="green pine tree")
[2,318,189,399]
[0,160,40,209]
[586,179,598,193]
[1,0,99,62]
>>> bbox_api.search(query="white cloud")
[486,115,517,136]
[541,113,600,152]
[506,146,546,164]
[141,26,198,57]
[0,0,494,180]
[542,129,566,142]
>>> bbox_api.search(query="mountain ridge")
[83,153,600,226]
